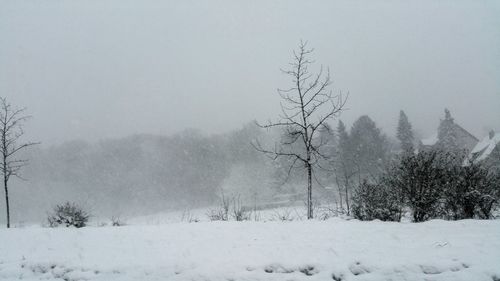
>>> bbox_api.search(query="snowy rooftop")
[469,131,500,162]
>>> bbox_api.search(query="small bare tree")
[254,41,347,219]
[0,97,38,228]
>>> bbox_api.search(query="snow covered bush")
[352,180,403,221]
[206,193,230,221]
[47,202,90,228]
[206,193,253,221]
[388,151,450,222]
[180,210,199,223]
[316,205,341,220]
[206,207,228,221]
[111,216,126,226]
[351,148,500,223]
[386,150,448,222]
[474,172,500,219]
[272,208,295,221]
[231,196,250,221]
[444,163,500,220]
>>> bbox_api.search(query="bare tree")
[254,41,347,219]
[0,97,38,228]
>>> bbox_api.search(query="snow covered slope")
[1,219,499,281]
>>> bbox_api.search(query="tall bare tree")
[0,97,37,228]
[254,41,347,219]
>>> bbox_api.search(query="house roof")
[468,132,500,163]
[421,123,477,147]
[454,123,479,142]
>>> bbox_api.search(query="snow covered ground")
[1,218,499,281]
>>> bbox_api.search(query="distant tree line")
[12,107,496,225]
[12,123,282,222]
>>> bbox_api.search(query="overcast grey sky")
[1,0,499,145]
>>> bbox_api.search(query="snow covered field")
[1,218,499,281]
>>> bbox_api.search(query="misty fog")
[1,0,499,223]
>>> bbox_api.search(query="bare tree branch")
[253,42,348,219]
[0,97,39,228]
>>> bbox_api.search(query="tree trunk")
[345,186,350,216]
[344,177,350,215]
[335,176,343,212]
[307,163,313,219]
[4,175,9,228]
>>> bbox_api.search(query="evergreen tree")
[396,110,414,155]
[349,115,390,179]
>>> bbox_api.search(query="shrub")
[47,202,90,228]
[180,210,199,223]
[475,172,500,219]
[352,180,402,221]
[206,193,230,221]
[444,164,500,220]
[316,205,341,221]
[386,150,448,222]
[232,195,250,221]
[272,208,294,221]
[111,216,126,226]
[206,208,228,221]
[354,149,500,222]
